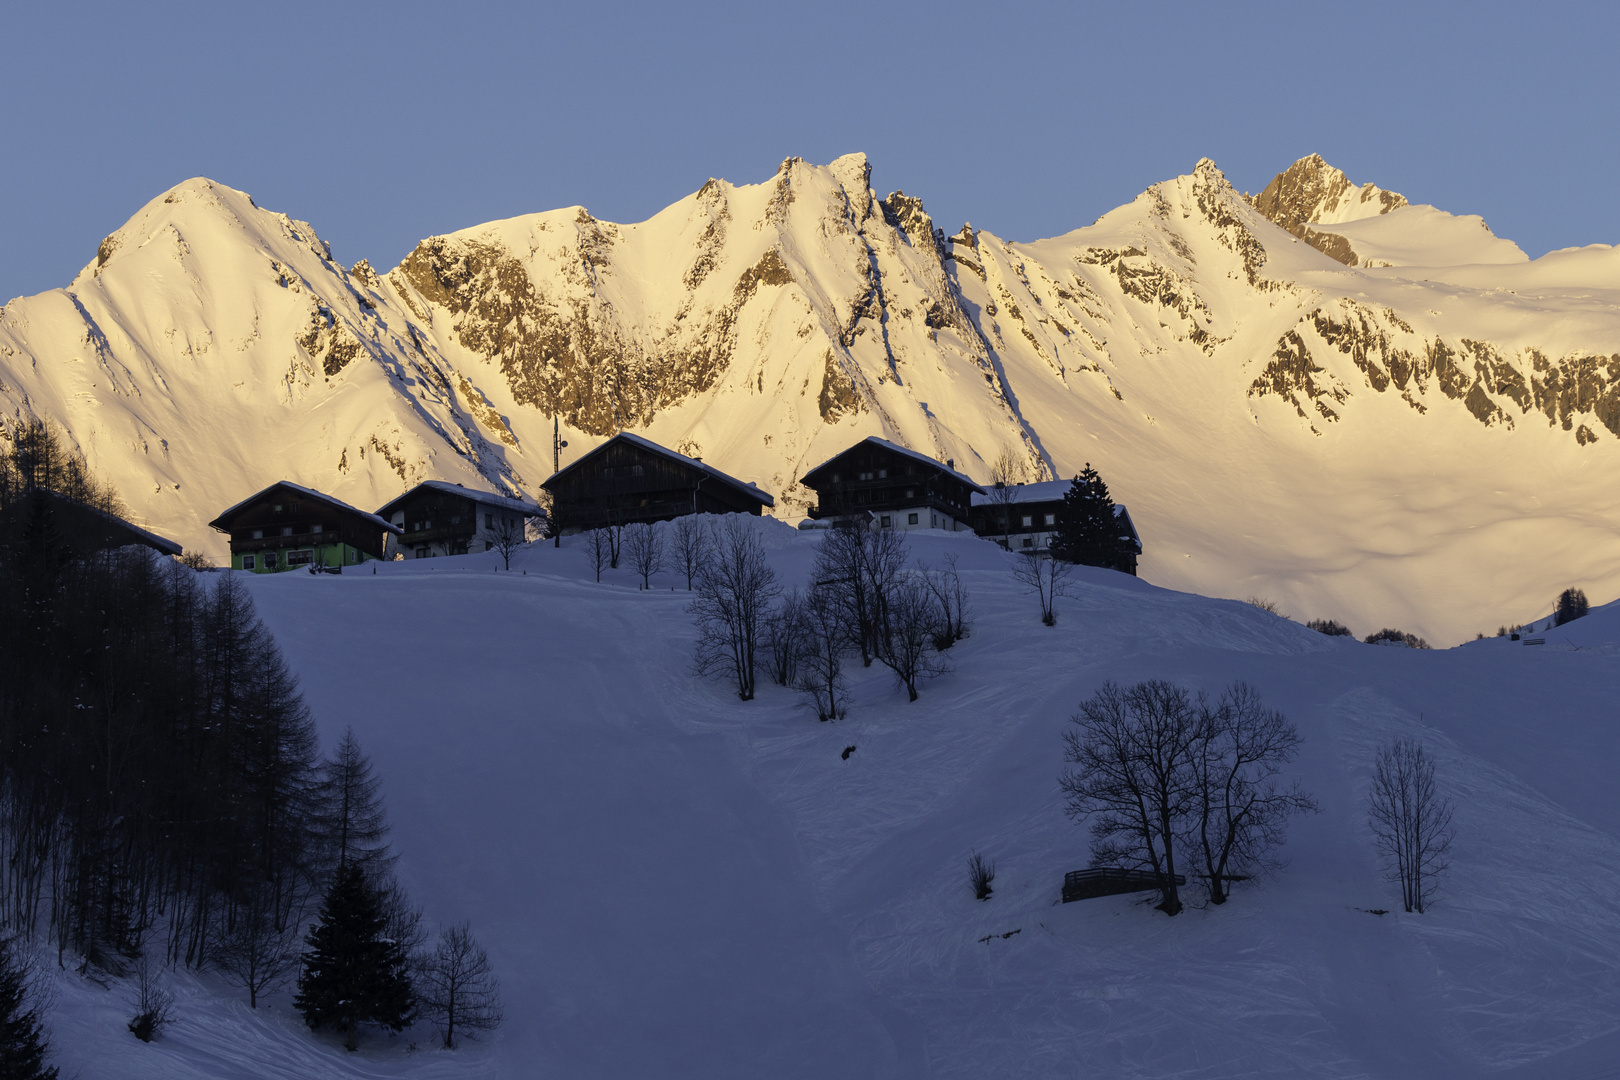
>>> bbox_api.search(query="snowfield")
[40,524,1620,1078]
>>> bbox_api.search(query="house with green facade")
[209,481,401,573]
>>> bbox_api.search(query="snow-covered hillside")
[37,528,1620,1078]
[5,156,1620,643]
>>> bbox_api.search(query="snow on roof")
[803,437,985,492]
[376,480,541,519]
[209,481,403,534]
[969,479,1072,506]
[545,432,775,507]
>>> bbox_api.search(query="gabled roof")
[34,488,183,557]
[375,480,541,520]
[542,432,775,507]
[801,436,985,492]
[969,479,1073,506]
[208,481,403,534]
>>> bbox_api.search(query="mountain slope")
[3,157,1619,644]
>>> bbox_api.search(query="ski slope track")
[4,155,1620,643]
[36,527,1620,1078]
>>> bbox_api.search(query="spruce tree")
[0,937,58,1080]
[294,862,415,1051]
[1049,464,1131,570]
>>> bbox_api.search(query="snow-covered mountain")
[4,155,1620,644]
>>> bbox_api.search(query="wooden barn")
[799,437,983,532]
[970,478,1142,574]
[376,481,541,559]
[209,482,400,573]
[0,488,182,560]
[541,432,774,535]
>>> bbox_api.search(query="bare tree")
[1185,683,1318,904]
[670,515,711,591]
[762,588,807,687]
[919,553,971,649]
[812,524,907,667]
[983,447,1024,550]
[1061,680,1201,915]
[418,922,502,1050]
[875,573,951,702]
[1011,550,1075,626]
[127,954,174,1042]
[793,586,849,721]
[585,528,612,583]
[1368,738,1454,913]
[487,514,525,571]
[689,517,780,701]
[213,885,302,1008]
[622,521,664,589]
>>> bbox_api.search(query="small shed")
[376,481,541,559]
[970,479,1141,574]
[209,482,401,573]
[799,437,983,532]
[541,432,774,535]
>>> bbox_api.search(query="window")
[451,515,460,525]
[1022,537,1034,548]
[414,546,429,559]
[273,504,283,513]
[1021,515,1033,528]
[905,488,915,499]
[424,519,432,530]
[485,541,493,551]
[880,515,892,528]
[486,513,494,529]
[858,471,874,481]
[252,528,263,539]
[831,472,841,483]
[1044,513,1056,526]
[264,551,278,569]
[286,549,313,566]
[242,554,256,570]
[281,526,293,536]
[311,523,322,534]
[907,513,918,525]
[878,468,888,478]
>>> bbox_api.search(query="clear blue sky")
[3,1,1615,302]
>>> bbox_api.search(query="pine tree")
[0,936,58,1080]
[317,729,394,881]
[1049,464,1131,570]
[294,862,415,1051]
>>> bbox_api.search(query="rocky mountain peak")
[1250,154,1408,235]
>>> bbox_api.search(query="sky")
[2,0,1617,303]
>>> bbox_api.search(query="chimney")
[946,459,955,470]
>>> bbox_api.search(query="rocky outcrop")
[1249,154,1407,265]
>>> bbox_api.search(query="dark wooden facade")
[800,437,982,531]
[209,482,400,572]
[542,433,774,535]
[375,481,540,559]
[969,479,1141,575]
[0,488,182,560]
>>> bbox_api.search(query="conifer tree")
[294,862,415,1051]
[317,729,394,881]
[0,936,58,1079]
[1049,464,1132,571]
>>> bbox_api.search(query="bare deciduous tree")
[1186,683,1319,904]
[487,515,525,571]
[622,521,664,589]
[213,885,301,1008]
[127,954,174,1042]
[1368,738,1454,913]
[812,524,906,667]
[762,588,807,687]
[875,573,951,702]
[1011,550,1074,626]
[1061,680,1202,915]
[689,517,780,701]
[984,447,1025,550]
[920,553,971,649]
[585,528,612,583]
[670,514,711,590]
[793,586,848,721]
[418,922,502,1050]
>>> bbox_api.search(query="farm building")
[799,437,983,532]
[970,479,1142,574]
[376,481,541,559]
[0,488,182,560]
[209,482,400,572]
[542,432,773,535]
